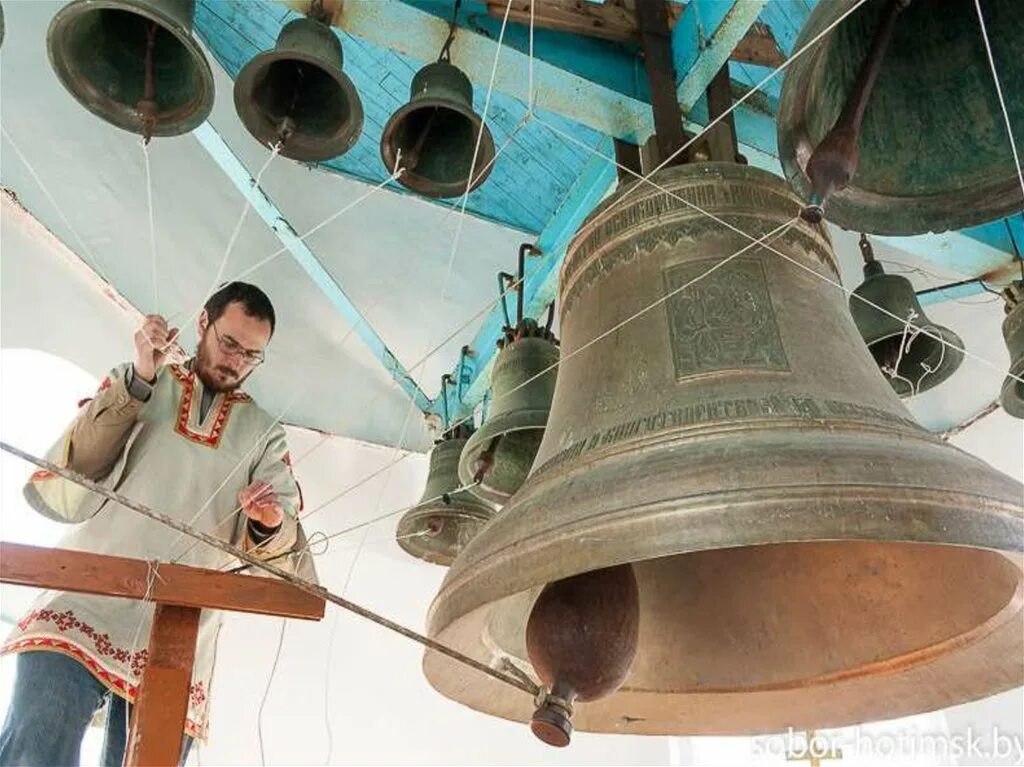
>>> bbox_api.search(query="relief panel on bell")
[663,258,789,379]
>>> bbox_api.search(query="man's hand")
[238,480,284,528]
[133,315,179,383]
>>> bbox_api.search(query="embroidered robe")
[2,362,317,739]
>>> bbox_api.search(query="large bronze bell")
[425,163,1024,740]
[777,0,1024,234]
[233,17,363,162]
[457,330,559,506]
[1001,280,1024,418]
[849,237,964,397]
[396,433,496,567]
[47,0,214,138]
[380,61,496,199]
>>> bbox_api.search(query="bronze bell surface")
[233,16,363,162]
[424,162,1024,740]
[458,327,559,506]
[1000,280,1024,418]
[777,0,1024,234]
[380,61,496,199]
[849,239,964,397]
[396,433,497,567]
[47,0,214,138]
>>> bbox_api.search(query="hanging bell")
[425,163,1024,741]
[396,433,497,567]
[849,240,964,397]
[380,61,496,199]
[1000,280,1024,418]
[46,0,214,138]
[457,330,559,506]
[777,0,1024,234]
[233,17,363,162]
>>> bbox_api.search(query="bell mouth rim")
[428,483,1024,636]
[47,0,215,138]
[862,325,965,397]
[397,508,494,566]
[232,50,364,162]
[1000,358,1024,417]
[426,535,1024,735]
[775,0,1024,235]
[379,100,496,198]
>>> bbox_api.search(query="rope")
[143,140,159,313]
[0,440,539,699]
[0,126,113,281]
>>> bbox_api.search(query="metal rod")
[498,271,514,329]
[0,440,539,698]
[516,244,533,327]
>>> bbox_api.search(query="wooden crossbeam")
[1,542,324,766]
[485,0,685,43]
[0,542,325,620]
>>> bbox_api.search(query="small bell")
[1000,280,1024,418]
[234,16,363,162]
[46,0,214,138]
[380,61,496,199]
[458,323,558,506]
[396,432,496,567]
[849,235,964,397]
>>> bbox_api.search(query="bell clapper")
[801,0,911,222]
[403,106,440,172]
[525,564,641,748]
[472,434,502,484]
[531,682,576,748]
[137,20,159,144]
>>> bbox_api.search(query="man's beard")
[195,332,249,393]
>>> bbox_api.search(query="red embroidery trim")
[168,365,249,449]
[3,612,209,739]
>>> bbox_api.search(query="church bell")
[1001,280,1024,418]
[849,236,964,397]
[380,61,496,199]
[424,163,1024,740]
[777,0,1024,234]
[47,0,214,138]
[233,17,363,162]
[457,329,559,506]
[396,432,496,567]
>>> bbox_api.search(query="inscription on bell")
[663,258,788,378]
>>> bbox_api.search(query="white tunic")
[2,362,317,739]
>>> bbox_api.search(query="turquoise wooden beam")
[191,122,432,413]
[434,137,618,421]
[673,0,770,111]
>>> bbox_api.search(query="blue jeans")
[0,652,192,766]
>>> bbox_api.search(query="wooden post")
[0,543,325,767]
[125,604,201,767]
[635,0,687,167]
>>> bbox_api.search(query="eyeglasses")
[211,323,266,366]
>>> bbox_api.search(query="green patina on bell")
[458,334,559,506]
[778,0,1023,235]
[850,260,964,397]
[396,434,496,567]
[1000,281,1024,418]
[47,0,214,137]
[234,16,363,162]
[381,61,496,199]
